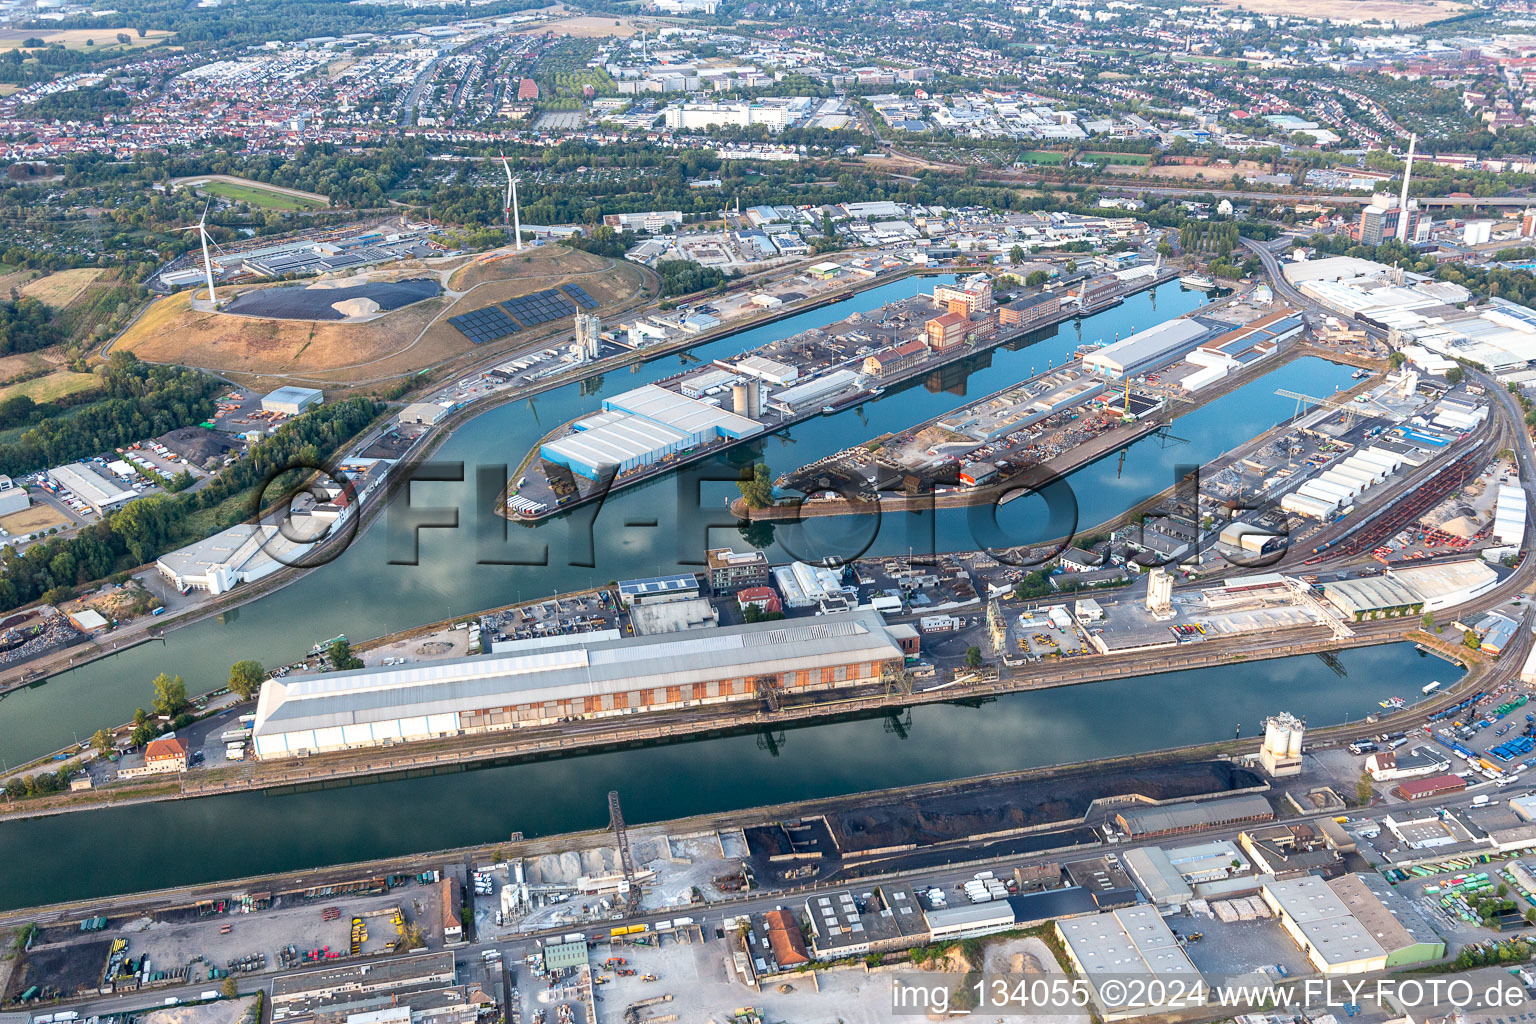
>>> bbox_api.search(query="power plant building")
[252,610,903,759]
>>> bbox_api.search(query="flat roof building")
[263,386,324,416]
[47,463,138,515]
[399,403,448,427]
[1082,318,1209,379]
[0,474,29,517]
[616,573,700,605]
[253,610,903,759]
[805,886,925,958]
[1261,873,1444,975]
[1188,309,1300,369]
[1057,906,1204,1021]
[541,384,764,479]
[924,901,1016,942]
[272,952,457,1018]
[1261,875,1386,976]
[705,547,770,594]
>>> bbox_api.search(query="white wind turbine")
[500,151,523,252]
[180,200,219,306]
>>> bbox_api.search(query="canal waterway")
[0,641,1452,910]
[0,281,1357,767]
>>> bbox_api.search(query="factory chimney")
[1396,133,1416,243]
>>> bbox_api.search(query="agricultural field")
[114,245,648,391]
[0,502,71,536]
[20,268,105,308]
[198,180,327,212]
[0,266,38,296]
[49,267,138,347]
[0,370,102,404]
[1101,157,1275,179]
[1084,152,1150,166]
[1201,0,1465,21]
[0,27,173,51]
[0,352,58,385]
[519,15,639,37]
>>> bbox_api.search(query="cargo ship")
[823,386,885,415]
[310,633,348,656]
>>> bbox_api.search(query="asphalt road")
[36,765,1536,1022]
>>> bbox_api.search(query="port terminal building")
[540,384,764,479]
[252,610,903,759]
[1081,318,1215,379]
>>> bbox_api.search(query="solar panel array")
[448,306,520,344]
[562,284,599,309]
[1245,314,1304,342]
[503,288,577,327]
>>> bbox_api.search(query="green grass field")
[199,181,326,212]
[0,371,103,405]
[1018,151,1067,165]
[1085,152,1150,166]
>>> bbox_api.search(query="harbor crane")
[1275,388,1363,429]
[608,790,642,916]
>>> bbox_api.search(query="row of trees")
[0,352,221,478]
[0,393,381,612]
[657,259,728,298]
[82,659,263,758]
[0,297,64,356]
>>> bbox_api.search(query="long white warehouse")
[252,610,905,759]
[1082,318,1209,379]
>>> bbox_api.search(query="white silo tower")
[1259,711,1305,778]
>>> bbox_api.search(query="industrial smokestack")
[1397,133,1416,243]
